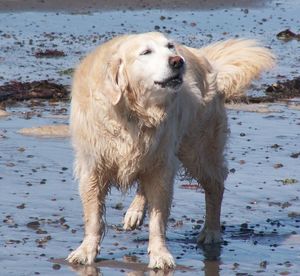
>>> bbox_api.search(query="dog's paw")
[197,227,222,244]
[66,236,100,265]
[148,247,175,270]
[123,208,145,230]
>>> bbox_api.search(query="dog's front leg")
[67,169,108,265]
[140,167,176,270]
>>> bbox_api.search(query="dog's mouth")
[154,74,183,89]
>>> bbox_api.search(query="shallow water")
[1,0,300,275]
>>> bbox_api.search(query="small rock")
[113,203,124,210]
[27,221,40,230]
[290,152,300,158]
[52,264,61,270]
[276,29,300,41]
[288,212,300,218]
[16,203,26,209]
[280,178,298,185]
[260,260,268,268]
[273,163,283,169]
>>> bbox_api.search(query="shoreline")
[0,0,271,12]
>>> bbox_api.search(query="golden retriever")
[67,32,274,269]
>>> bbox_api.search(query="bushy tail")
[189,39,275,100]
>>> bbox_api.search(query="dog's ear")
[105,57,128,105]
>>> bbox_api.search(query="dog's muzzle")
[154,74,183,89]
[154,55,185,89]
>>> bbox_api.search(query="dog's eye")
[140,49,152,55]
[167,43,175,49]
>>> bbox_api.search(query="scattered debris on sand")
[35,49,66,58]
[0,77,299,105]
[265,77,300,99]
[0,80,69,103]
[246,77,300,103]
[276,29,300,41]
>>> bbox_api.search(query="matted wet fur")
[67,32,274,269]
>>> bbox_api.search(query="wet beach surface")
[0,0,300,275]
[0,0,275,12]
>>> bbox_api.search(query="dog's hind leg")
[196,171,226,244]
[123,185,147,230]
[180,145,227,244]
[179,109,228,244]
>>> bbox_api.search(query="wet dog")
[67,32,274,269]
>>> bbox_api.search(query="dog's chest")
[109,122,175,186]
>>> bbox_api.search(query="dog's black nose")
[169,56,184,69]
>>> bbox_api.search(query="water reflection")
[127,270,174,276]
[71,264,102,276]
[68,243,222,275]
[198,243,222,276]
[69,248,221,276]
[198,243,222,261]
[71,264,176,276]
[203,260,220,276]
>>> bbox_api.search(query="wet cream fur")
[67,32,274,269]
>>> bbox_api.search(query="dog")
[67,32,274,269]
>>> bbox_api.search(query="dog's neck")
[120,85,170,129]
[114,103,166,135]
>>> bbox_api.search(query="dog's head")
[104,32,185,107]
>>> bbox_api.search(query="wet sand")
[0,0,271,11]
[1,100,299,276]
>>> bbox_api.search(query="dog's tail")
[189,39,275,100]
